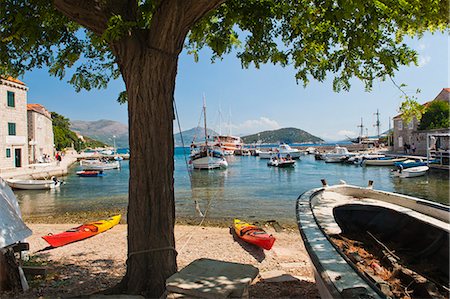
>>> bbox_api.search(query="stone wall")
[0,79,29,169]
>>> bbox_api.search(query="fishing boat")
[321,146,356,162]
[76,170,105,177]
[233,219,276,250]
[394,159,438,169]
[82,160,120,170]
[362,157,407,166]
[6,177,62,190]
[267,157,295,168]
[296,181,449,299]
[214,135,243,155]
[42,215,121,247]
[190,97,228,170]
[392,165,429,178]
[259,143,302,159]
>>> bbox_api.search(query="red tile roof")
[27,104,52,119]
[2,76,26,86]
[393,88,449,119]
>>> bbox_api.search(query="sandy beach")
[17,223,319,298]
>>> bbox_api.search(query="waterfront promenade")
[0,152,78,180]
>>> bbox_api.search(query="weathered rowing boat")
[42,215,121,247]
[6,178,62,190]
[296,181,449,299]
[233,219,276,250]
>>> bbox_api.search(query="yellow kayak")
[92,215,122,233]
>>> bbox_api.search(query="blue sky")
[22,32,448,141]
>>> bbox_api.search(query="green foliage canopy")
[418,101,450,130]
[0,0,448,96]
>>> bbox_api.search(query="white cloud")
[418,43,427,51]
[229,117,281,135]
[418,55,431,67]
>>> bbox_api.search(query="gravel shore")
[15,223,319,298]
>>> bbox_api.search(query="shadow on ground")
[229,227,266,263]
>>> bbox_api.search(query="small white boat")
[267,158,295,168]
[393,165,429,178]
[6,178,62,190]
[322,146,356,162]
[190,146,228,170]
[362,157,407,166]
[259,143,302,159]
[346,154,386,164]
[297,181,449,299]
[82,160,121,170]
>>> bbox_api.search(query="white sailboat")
[190,96,228,170]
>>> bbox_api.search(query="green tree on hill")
[52,112,81,151]
[1,0,448,296]
[418,101,450,130]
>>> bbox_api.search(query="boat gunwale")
[296,186,385,299]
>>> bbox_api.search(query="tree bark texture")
[53,0,226,297]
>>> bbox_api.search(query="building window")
[397,120,403,130]
[6,148,11,158]
[8,122,16,135]
[7,91,15,107]
[408,120,414,129]
[398,136,403,148]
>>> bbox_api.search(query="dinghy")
[42,215,121,247]
[6,177,62,190]
[233,219,276,250]
[362,157,407,166]
[392,165,429,178]
[296,181,449,299]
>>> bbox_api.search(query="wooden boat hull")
[363,157,407,166]
[76,170,105,177]
[6,179,61,190]
[296,184,449,299]
[42,215,121,247]
[233,219,275,250]
[191,156,228,170]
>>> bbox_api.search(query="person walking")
[411,143,416,154]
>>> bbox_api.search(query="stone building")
[393,88,450,155]
[27,104,54,163]
[0,77,29,169]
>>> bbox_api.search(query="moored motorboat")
[82,160,120,170]
[6,178,62,190]
[233,219,276,250]
[296,181,449,299]
[42,215,121,247]
[267,157,295,168]
[76,170,105,177]
[392,165,429,178]
[259,143,302,159]
[362,157,407,166]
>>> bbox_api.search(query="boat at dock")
[296,181,449,299]
[81,159,120,170]
[259,143,302,159]
[214,135,243,155]
[321,146,356,163]
[76,170,105,177]
[6,177,62,190]
[392,165,429,178]
[362,157,407,166]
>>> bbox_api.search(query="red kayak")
[42,215,121,247]
[233,219,276,250]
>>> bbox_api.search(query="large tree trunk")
[112,37,179,297]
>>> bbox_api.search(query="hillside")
[241,127,323,144]
[174,127,219,147]
[70,119,129,148]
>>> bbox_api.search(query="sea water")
[16,147,449,223]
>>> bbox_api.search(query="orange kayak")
[233,219,276,250]
[42,215,121,247]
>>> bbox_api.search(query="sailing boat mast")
[203,95,208,146]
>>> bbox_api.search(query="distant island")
[241,127,323,144]
[70,119,129,148]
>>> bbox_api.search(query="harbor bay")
[17,147,449,224]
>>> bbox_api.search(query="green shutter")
[8,122,16,135]
[6,148,11,158]
[7,91,15,107]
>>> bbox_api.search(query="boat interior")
[330,203,449,298]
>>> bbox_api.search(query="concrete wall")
[0,79,29,169]
[393,116,418,153]
[27,110,54,163]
